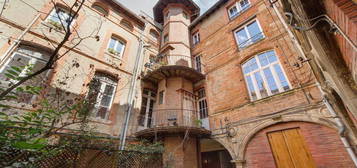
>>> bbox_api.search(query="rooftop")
[153,0,200,23]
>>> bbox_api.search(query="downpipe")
[270,1,357,166]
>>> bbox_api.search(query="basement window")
[242,50,291,101]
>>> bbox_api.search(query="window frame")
[158,90,165,105]
[233,19,264,49]
[192,32,200,45]
[196,88,208,119]
[194,55,203,73]
[228,0,251,19]
[139,89,156,128]
[107,36,126,58]
[91,74,118,120]
[45,6,76,30]
[242,50,291,101]
[163,34,169,44]
[92,3,108,16]
[0,46,51,104]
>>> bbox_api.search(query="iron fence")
[0,146,163,168]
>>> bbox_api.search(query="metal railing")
[144,55,205,73]
[238,32,265,49]
[148,109,200,128]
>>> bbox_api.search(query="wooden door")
[267,128,316,168]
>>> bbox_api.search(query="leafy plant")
[194,119,202,127]
[108,48,120,56]
[47,20,63,31]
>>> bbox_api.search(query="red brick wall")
[245,121,354,168]
[323,0,357,79]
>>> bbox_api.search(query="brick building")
[0,0,356,168]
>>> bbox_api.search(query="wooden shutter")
[267,128,316,168]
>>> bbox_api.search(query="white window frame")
[234,19,264,49]
[0,47,51,103]
[139,89,156,128]
[228,0,251,19]
[242,50,291,101]
[107,37,126,58]
[92,75,117,120]
[45,7,75,30]
[192,32,200,45]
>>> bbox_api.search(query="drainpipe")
[0,14,40,67]
[119,31,149,150]
[270,1,357,166]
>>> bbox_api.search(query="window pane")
[235,29,249,47]
[229,6,238,17]
[258,52,269,67]
[96,107,108,119]
[273,64,290,91]
[247,21,263,42]
[104,85,115,95]
[100,95,112,107]
[254,72,268,98]
[263,68,279,94]
[115,41,124,53]
[0,54,30,80]
[245,75,257,100]
[108,38,116,50]
[240,0,250,10]
[266,51,277,63]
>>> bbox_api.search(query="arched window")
[92,3,108,16]
[120,19,134,31]
[0,44,51,103]
[242,50,290,101]
[88,72,118,120]
[149,29,159,40]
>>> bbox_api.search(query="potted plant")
[194,119,202,127]
[108,48,120,56]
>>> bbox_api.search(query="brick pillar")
[163,136,198,168]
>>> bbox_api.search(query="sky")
[116,0,219,17]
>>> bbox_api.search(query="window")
[120,19,134,31]
[228,0,250,19]
[46,6,75,30]
[88,73,117,120]
[234,20,264,48]
[197,88,208,119]
[192,32,200,45]
[0,45,51,103]
[183,11,188,19]
[92,4,108,16]
[194,55,202,73]
[163,34,169,44]
[138,89,156,128]
[159,90,164,104]
[107,37,126,57]
[242,51,290,101]
[149,29,159,40]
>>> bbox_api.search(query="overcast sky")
[116,0,219,17]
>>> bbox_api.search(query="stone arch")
[237,114,338,161]
[209,138,237,159]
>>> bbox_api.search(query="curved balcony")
[141,55,205,84]
[135,109,211,138]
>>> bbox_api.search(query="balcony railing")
[146,109,201,128]
[144,55,204,72]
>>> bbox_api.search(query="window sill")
[89,117,112,124]
[105,52,123,60]
[249,89,293,104]
[41,21,66,34]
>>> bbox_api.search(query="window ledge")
[41,21,66,34]
[89,117,112,124]
[105,52,123,60]
[249,89,293,104]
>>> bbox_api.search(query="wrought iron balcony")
[141,55,205,83]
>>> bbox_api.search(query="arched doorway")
[244,121,354,168]
[200,138,234,168]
